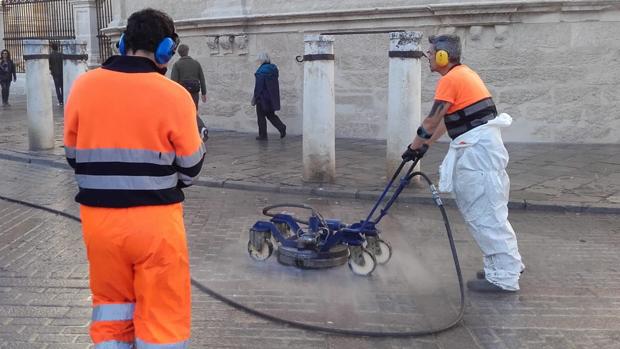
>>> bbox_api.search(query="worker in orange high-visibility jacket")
[64,8,205,349]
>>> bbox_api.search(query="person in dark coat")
[0,49,17,107]
[49,43,64,106]
[252,52,286,140]
[170,44,209,142]
[171,44,207,109]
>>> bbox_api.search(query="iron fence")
[95,0,113,64]
[2,0,75,72]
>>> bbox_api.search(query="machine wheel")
[248,240,273,261]
[368,238,392,265]
[348,247,376,276]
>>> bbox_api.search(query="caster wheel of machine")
[348,247,377,276]
[372,239,393,265]
[248,240,273,261]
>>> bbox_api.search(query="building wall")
[105,0,620,143]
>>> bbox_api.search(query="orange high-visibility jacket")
[64,56,205,207]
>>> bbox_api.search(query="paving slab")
[0,159,619,348]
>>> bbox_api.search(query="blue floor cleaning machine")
[247,147,442,276]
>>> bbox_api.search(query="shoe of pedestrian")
[256,136,268,141]
[279,126,286,139]
[466,279,516,293]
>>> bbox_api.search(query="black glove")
[401,144,429,162]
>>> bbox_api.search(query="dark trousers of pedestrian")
[1,80,11,105]
[256,104,286,138]
[53,77,63,105]
[190,92,199,110]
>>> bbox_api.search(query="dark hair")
[1,49,11,60]
[429,34,461,63]
[123,8,176,54]
[50,42,59,51]
[177,44,189,57]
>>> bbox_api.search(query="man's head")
[427,34,461,74]
[177,44,189,57]
[50,43,59,52]
[122,8,178,66]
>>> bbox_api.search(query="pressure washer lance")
[0,157,465,337]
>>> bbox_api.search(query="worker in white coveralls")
[402,34,525,293]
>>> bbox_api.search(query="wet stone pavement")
[0,98,619,213]
[0,158,619,348]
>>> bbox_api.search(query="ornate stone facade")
[99,0,620,144]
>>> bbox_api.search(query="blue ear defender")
[117,32,178,64]
[154,37,177,64]
[118,33,126,55]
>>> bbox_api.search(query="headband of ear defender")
[435,49,449,67]
[117,33,179,64]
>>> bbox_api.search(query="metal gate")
[95,0,113,64]
[2,0,75,72]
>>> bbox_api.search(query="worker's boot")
[466,279,516,293]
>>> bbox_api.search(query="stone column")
[23,40,54,151]
[302,35,336,183]
[70,0,100,67]
[110,0,127,27]
[61,40,88,106]
[386,31,424,177]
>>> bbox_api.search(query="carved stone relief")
[235,35,248,55]
[206,34,249,56]
[206,36,219,55]
[219,35,234,55]
[494,25,509,48]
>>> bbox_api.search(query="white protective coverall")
[438,113,524,290]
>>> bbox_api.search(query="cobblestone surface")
[0,158,619,348]
[1,97,619,212]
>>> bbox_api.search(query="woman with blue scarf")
[252,52,286,140]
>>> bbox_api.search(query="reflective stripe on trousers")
[95,339,189,348]
[92,303,135,322]
[95,340,133,349]
[136,339,189,348]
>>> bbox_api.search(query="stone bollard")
[302,35,336,183]
[61,40,88,106]
[386,31,424,178]
[23,40,54,151]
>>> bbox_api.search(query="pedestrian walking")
[170,44,209,141]
[252,52,286,140]
[170,44,207,109]
[64,8,205,348]
[403,34,524,293]
[0,49,17,107]
[49,43,64,106]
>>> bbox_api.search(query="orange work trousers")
[81,203,191,348]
